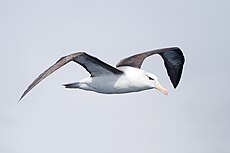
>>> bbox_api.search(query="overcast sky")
[1,0,230,153]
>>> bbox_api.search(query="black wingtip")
[172,82,179,89]
[159,47,185,89]
[18,93,26,103]
[18,97,23,103]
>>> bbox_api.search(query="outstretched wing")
[19,52,123,101]
[116,47,185,88]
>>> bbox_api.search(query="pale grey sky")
[1,0,230,153]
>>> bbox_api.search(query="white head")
[145,72,168,95]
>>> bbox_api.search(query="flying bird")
[19,47,185,101]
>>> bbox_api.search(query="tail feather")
[63,82,81,88]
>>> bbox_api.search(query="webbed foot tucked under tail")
[63,82,81,88]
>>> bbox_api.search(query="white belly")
[80,67,153,94]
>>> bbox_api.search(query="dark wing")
[116,47,185,88]
[19,52,123,101]
[73,52,123,77]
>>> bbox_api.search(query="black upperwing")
[116,47,185,88]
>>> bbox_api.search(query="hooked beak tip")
[163,90,168,96]
[154,81,168,96]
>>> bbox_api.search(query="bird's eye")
[148,76,154,80]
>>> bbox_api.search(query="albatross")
[19,47,185,101]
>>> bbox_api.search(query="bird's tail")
[63,82,81,88]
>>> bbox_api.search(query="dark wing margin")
[116,50,154,68]
[116,47,185,88]
[19,52,123,101]
[158,48,185,88]
[73,53,123,77]
[19,52,80,101]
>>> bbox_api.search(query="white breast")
[81,66,153,94]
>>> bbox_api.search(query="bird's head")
[145,72,168,95]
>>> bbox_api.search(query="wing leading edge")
[19,52,123,101]
[116,47,185,88]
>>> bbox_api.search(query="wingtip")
[18,95,24,103]
[173,85,177,89]
[17,99,22,104]
[18,91,27,103]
